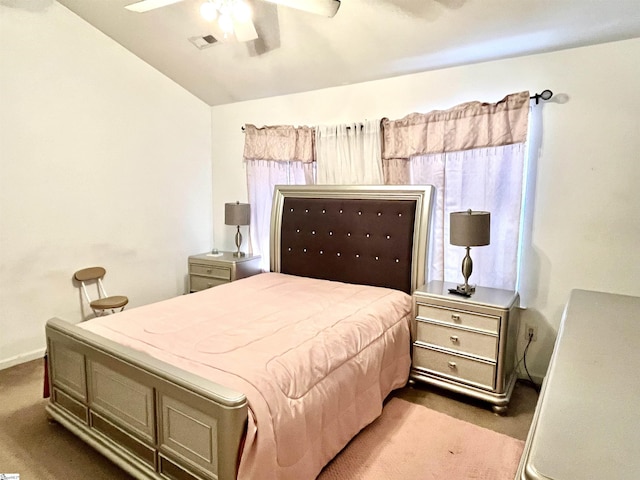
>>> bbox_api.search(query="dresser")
[411,280,520,413]
[187,252,262,293]
[516,290,640,479]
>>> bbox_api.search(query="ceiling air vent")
[189,35,218,50]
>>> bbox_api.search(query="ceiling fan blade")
[233,17,259,42]
[125,0,184,13]
[246,1,280,56]
[263,0,340,17]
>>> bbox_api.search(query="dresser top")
[189,252,261,264]
[415,280,519,310]
[523,289,640,480]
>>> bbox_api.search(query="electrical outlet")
[525,324,537,342]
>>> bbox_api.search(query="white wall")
[2,1,637,379]
[0,2,212,369]
[211,38,640,379]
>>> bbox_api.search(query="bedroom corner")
[0,1,213,370]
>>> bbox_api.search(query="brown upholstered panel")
[280,197,416,294]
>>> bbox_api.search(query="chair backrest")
[74,266,106,283]
[74,266,109,303]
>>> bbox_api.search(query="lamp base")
[450,246,476,296]
[456,283,476,294]
[449,285,474,297]
[233,226,246,258]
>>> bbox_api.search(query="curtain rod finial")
[531,89,553,104]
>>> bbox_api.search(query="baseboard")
[0,348,46,371]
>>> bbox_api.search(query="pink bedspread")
[80,272,412,480]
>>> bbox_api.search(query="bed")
[45,184,435,480]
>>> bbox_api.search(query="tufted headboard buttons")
[270,185,435,295]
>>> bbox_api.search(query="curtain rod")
[241,90,554,131]
[530,89,553,104]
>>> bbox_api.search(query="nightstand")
[188,252,262,293]
[410,280,520,413]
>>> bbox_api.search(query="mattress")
[80,272,413,480]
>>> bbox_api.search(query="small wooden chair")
[74,266,128,317]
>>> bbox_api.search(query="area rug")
[317,398,524,480]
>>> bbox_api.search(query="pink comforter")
[81,272,412,480]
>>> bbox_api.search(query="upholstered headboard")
[270,185,435,294]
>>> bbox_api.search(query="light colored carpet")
[0,359,535,479]
[318,397,524,480]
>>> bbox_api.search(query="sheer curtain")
[382,92,530,290]
[243,125,316,271]
[404,145,525,289]
[242,92,529,286]
[316,119,383,184]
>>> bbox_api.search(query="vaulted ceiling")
[56,0,640,106]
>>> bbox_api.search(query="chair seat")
[90,295,129,310]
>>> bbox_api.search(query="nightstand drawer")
[416,304,499,334]
[189,275,228,291]
[413,345,495,390]
[189,264,231,280]
[415,319,498,360]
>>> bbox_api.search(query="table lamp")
[225,201,251,257]
[449,209,490,296]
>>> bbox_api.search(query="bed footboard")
[46,317,248,480]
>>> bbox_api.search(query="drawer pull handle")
[206,268,213,274]
[450,335,459,343]
[448,361,457,369]
[451,314,461,322]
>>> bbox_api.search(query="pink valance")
[243,124,316,163]
[381,91,530,159]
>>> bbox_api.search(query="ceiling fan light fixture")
[232,0,252,22]
[200,1,218,21]
[218,11,234,35]
[200,0,252,38]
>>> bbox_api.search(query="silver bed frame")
[46,185,434,480]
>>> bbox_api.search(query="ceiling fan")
[125,0,341,43]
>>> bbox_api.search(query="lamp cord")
[515,331,541,393]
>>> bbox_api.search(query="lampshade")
[225,202,251,226]
[450,210,490,247]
